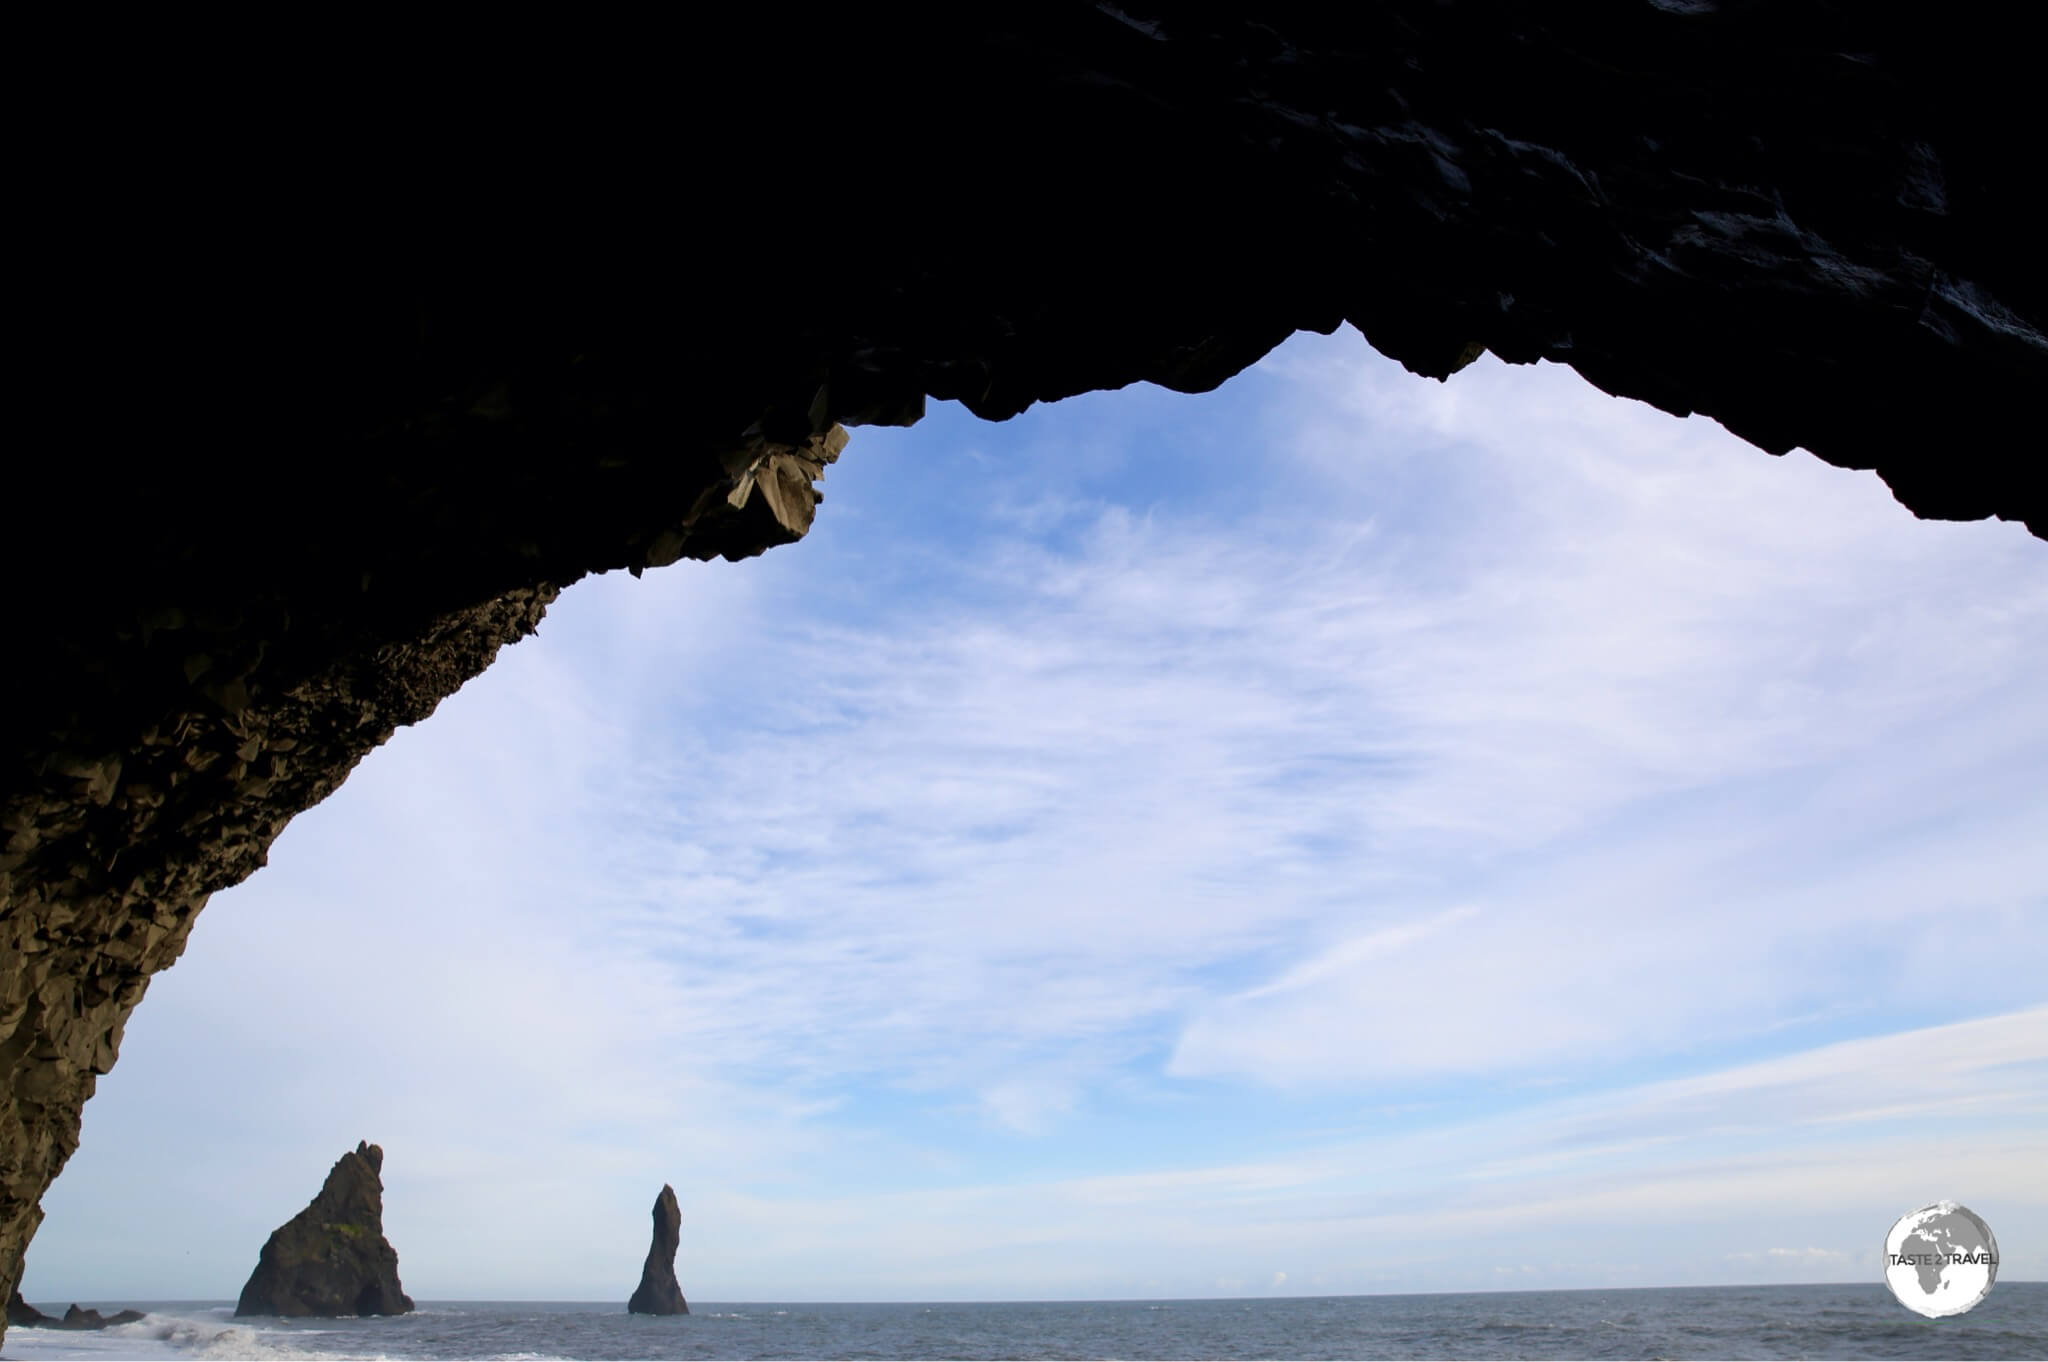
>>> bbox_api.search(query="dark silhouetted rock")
[56,1303,144,1329]
[4,1293,144,1330]
[235,1142,413,1318]
[626,1184,688,1315]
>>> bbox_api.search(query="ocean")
[6,1285,2045,1361]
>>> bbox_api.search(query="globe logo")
[1883,1201,1998,1318]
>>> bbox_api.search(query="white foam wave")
[3,1312,231,1361]
[111,1313,323,1360]
[1,1312,333,1361]
[5,1313,573,1362]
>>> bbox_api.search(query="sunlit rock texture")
[3,5,2042,1339]
[234,1142,413,1318]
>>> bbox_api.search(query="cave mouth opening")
[12,327,2046,1305]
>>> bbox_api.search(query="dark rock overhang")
[4,3,2043,1334]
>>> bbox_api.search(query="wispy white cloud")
[656,1011,2048,1295]
[25,328,2047,1301]
[1730,1247,1849,1261]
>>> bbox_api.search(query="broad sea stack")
[235,1141,414,1318]
[626,1184,688,1315]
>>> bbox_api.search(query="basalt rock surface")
[627,1184,689,1316]
[4,5,2045,1342]
[234,1142,414,1319]
[58,1304,147,1330]
[62,1303,147,1329]
[5,1293,145,1330]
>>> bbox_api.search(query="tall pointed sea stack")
[626,1184,688,1315]
[235,1141,413,1318]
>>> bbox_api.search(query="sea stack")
[626,1184,688,1315]
[235,1141,414,1318]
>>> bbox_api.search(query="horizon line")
[24,1282,2045,1308]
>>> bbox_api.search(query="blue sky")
[24,329,2047,1303]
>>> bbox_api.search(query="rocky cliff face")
[627,1184,689,1316]
[234,1142,413,1318]
[4,6,2044,1340]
